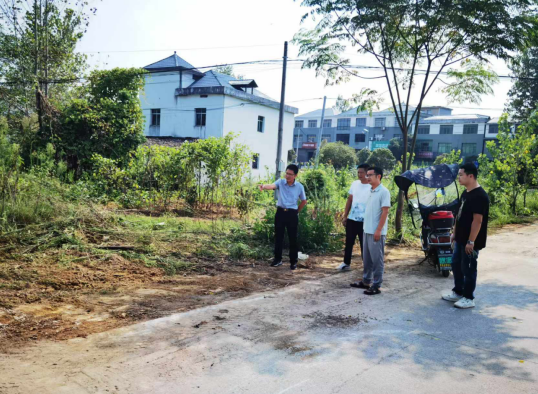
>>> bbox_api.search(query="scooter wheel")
[442,270,450,278]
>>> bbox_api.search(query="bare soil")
[0,242,422,352]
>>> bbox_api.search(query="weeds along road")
[1,223,538,394]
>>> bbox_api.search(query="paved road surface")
[1,224,537,394]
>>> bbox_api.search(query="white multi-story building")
[140,53,298,176]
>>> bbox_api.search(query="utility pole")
[315,96,327,168]
[295,128,300,164]
[275,41,288,181]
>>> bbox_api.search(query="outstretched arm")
[259,184,277,191]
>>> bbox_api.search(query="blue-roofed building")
[140,53,298,176]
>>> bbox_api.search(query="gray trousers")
[362,233,386,288]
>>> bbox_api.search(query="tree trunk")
[394,126,409,238]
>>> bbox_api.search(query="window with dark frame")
[463,124,478,134]
[294,134,303,144]
[322,134,331,142]
[252,154,259,169]
[195,108,206,126]
[417,125,430,134]
[356,118,366,127]
[295,120,304,128]
[257,116,265,132]
[488,124,499,134]
[438,143,452,154]
[462,143,477,155]
[151,109,161,126]
[374,118,386,128]
[355,134,366,143]
[323,119,332,128]
[336,134,350,144]
[307,134,316,142]
[337,118,351,130]
[440,125,453,134]
[308,120,317,128]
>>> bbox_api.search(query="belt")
[277,207,297,212]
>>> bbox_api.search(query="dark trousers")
[274,209,298,264]
[344,219,364,265]
[451,242,479,300]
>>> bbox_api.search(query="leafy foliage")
[356,147,371,165]
[367,148,396,171]
[58,68,147,171]
[507,46,538,123]
[434,150,463,165]
[479,112,538,214]
[319,141,356,169]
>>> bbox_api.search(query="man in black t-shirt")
[442,163,489,309]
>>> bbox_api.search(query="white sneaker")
[442,291,463,302]
[454,297,475,309]
[337,263,351,271]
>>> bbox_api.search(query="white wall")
[140,72,224,139]
[223,96,294,178]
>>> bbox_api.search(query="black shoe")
[364,287,381,295]
[290,263,297,271]
[271,260,283,267]
[350,281,370,289]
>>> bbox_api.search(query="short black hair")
[357,163,370,171]
[286,164,299,175]
[367,166,383,180]
[459,162,478,179]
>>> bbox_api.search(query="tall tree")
[293,0,538,236]
[507,46,538,123]
[0,0,94,122]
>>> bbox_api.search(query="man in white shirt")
[351,167,391,295]
[338,164,371,271]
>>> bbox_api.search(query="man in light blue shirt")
[351,167,391,295]
[259,164,307,270]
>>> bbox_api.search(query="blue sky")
[76,0,512,118]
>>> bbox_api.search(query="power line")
[81,43,282,54]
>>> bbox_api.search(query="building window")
[438,143,452,154]
[322,134,331,142]
[355,134,366,143]
[308,120,318,128]
[257,116,265,133]
[417,125,430,134]
[294,134,303,144]
[337,118,351,130]
[374,118,386,128]
[323,119,332,128]
[295,120,304,128]
[252,154,259,169]
[419,141,432,152]
[462,143,477,155]
[307,134,316,142]
[440,125,453,135]
[463,124,478,134]
[151,109,161,126]
[195,108,206,126]
[374,134,384,141]
[356,118,366,127]
[488,124,499,134]
[336,134,350,144]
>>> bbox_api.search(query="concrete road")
[1,224,537,394]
